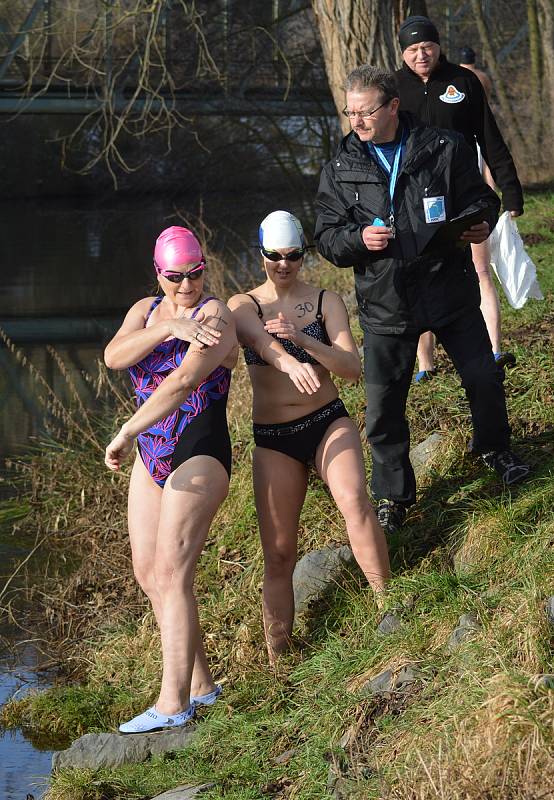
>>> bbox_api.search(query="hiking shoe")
[414,369,437,384]
[119,704,195,734]
[494,351,516,369]
[191,684,222,707]
[482,449,530,486]
[376,499,407,534]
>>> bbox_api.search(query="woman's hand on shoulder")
[263,311,305,345]
[169,310,222,348]
[186,299,236,358]
[196,299,238,366]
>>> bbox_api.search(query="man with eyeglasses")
[315,64,529,535]
[396,17,522,376]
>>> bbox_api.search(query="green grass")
[1,190,553,799]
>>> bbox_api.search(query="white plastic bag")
[488,211,544,310]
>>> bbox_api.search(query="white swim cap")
[258,210,305,251]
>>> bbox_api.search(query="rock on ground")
[272,748,298,765]
[452,537,479,577]
[150,784,215,800]
[376,612,402,636]
[293,545,358,616]
[546,597,554,625]
[410,432,445,480]
[52,725,197,771]
[532,674,554,691]
[447,613,482,652]
[360,664,425,696]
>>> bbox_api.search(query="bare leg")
[471,239,501,354]
[253,447,308,662]
[416,331,436,372]
[153,456,229,715]
[315,417,390,594]
[128,456,215,697]
[482,160,496,192]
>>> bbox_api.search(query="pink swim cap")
[154,226,204,272]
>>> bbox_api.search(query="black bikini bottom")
[253,397,349,465]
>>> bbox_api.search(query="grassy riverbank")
[2,190,554,799]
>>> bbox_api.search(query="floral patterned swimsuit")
[128,296,232,487]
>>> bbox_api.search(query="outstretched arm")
[105,301,236,471]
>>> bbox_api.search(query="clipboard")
[422,208,489,253]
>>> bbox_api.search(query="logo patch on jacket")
[439,85,466,104]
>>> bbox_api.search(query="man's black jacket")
[395,57,523,213]
[314,113,501,335]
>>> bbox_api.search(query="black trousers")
[363,307,511,507]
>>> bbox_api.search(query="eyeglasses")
[261,247,305,262]
[342,98,391,119]
[154,260,205,282]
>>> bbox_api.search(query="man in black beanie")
[395,16,521,380]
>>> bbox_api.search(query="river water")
[0,517,59,799]
[0,637,56,799]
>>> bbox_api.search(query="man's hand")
[460,221,490,244]
[362,225,394,251]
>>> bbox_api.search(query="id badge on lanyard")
[423,196,446,223]
[371,131,405,238]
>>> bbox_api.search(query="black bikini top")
[243,290,330,366]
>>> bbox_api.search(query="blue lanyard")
[370,128,405,217]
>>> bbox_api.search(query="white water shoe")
[119,703,195,734]
[191,684,222,707]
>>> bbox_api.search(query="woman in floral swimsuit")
[104,226,237,733]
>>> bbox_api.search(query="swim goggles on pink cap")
[154,259,206,282]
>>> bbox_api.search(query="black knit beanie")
[398,16,440,51]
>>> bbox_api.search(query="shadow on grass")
[297,434,553,651]
[392,428,553,570]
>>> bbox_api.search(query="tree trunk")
[469,0,526,154]
[537,0,554,150]
[311,0,427,134]
[527,0,542,147]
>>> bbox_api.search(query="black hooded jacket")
[314,112,501,335]
[395,57,523,213]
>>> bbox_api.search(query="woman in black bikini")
[228,211,390,663]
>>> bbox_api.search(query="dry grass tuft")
[388,680,554,800]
